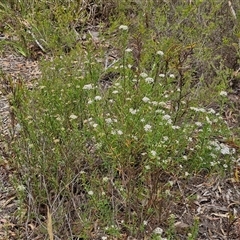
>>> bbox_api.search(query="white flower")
[83,84,94,90]
[195,122,202,127]
[153,227,163,235]
[208,108,216,114]
[210,161,217,166]
[163,136,169,142]
[92,123,98,128]
[150,150,157,157]
[114,82,121,87]
[88,190,94,195]
[142,96,150,102]
[125,48,132,52]
[69,114,78,119]
[162,114,171,121]
[199,107,206,112]
[102,237,108,240]
[145,165,151,170]
[151,101,158,106]
[210,153,217,158]
[165,119,172,125]
[156,50,164,56]
[103,177,109,182]
[190,107,206,113]
[94,96,102,101]
[119,25,128,31]
[144,124,152,132]
[220,144,230,155]
[169,74,175,78]
[129,108,138,114]
[17,185,25,192]
[210,140,221,150]
[132,135,138,140]
[112,90,119,94]
[168,181,174,186]
[219,90,227,96]
[87,99,93,104]
[145,77,154,84]
[159,73,165,77]
[86,117,93,122]
[53,138,60,144]
[159,101,169,109]
[156,109,165,114]
[206,116,212,124]
[105,118,112,124]
[143,220,148,226]
[140,72,148,78]
[117,130,123,135]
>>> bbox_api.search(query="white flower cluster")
[144,124,152,132]
[145,77,154,84]
[69,114,77,120]
[162,114,172,124]
[209,140,236,155]
[190,107,206,113]
[111,129,123,135]
[83,84,94,90]
[94,96,102,101]
[119,25,128,31]
[129,108,139,115]
[219,90,227,96]
[156,50,164,56]
[142,96,150,103]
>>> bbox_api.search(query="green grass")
[1,0,239,239]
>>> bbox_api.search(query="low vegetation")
[0,0,239,239]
